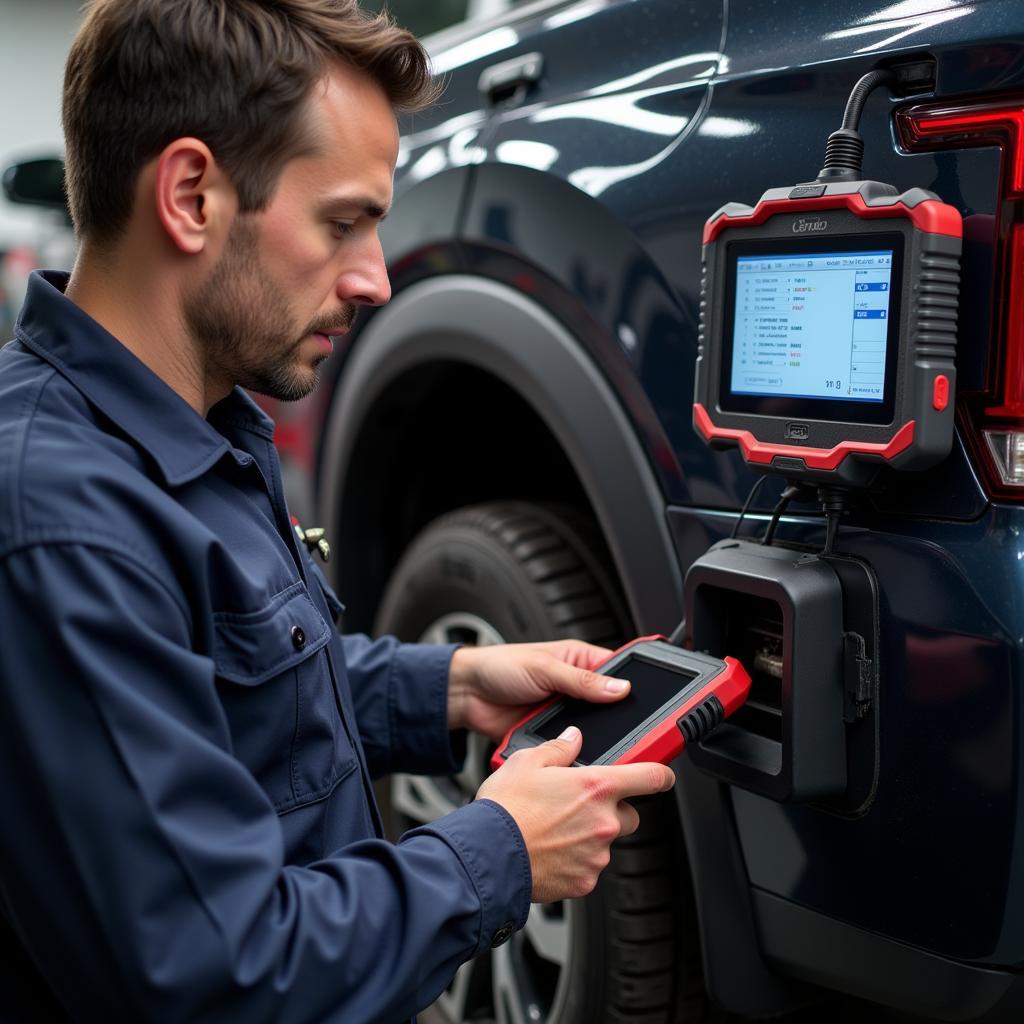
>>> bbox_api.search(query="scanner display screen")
[731,249,894,403]
[533,656,699,764]
[718,233,904,425]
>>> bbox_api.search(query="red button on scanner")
[933,374,950,412]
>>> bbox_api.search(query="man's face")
[184,63,398,402]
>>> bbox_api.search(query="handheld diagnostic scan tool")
[491,639,751,770]
[694,69,962,488]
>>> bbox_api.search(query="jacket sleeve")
[304,555,467,779]
[0,542,530,1024]
[341,631,469,778]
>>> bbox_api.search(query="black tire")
[374,501,727,1024]
[375,501,629,648]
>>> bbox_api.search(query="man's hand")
[477,726,675,902]
[447,640,631,743]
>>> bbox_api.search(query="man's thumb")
[535,725,583,767]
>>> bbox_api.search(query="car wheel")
[374,501,723,1024]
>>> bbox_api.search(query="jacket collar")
[15,270,276,487]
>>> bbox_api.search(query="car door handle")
[478,52,544,107]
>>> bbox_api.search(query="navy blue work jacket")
[0,271,530,1023]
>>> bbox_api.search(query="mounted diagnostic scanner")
[694,70,962,488]
[685,68,961,807]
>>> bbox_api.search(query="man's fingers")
[544,639,614,670]
[521,725,583,768]
[587,762,676,800]
[617,800,641,837]
[574,641,616,671]
[548,660,632,703]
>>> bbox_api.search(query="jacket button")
[490,922,515,948]
[290,626,306,650]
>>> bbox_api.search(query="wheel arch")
[316,273,682,636]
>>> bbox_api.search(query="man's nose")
[337,237,391,307]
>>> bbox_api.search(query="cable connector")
[818,128,865,181]
[816,68,894,182]
[678,695,725,745]
[817,486,855,555]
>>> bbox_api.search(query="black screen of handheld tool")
[533,656,699,763]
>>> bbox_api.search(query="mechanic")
[0,1,676,1021]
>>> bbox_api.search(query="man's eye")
[332,221,356,238]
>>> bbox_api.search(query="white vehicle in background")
[0,156,75,339]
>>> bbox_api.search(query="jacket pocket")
[212,582,356,813]
[305,557,346,626]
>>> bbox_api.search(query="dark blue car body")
[272,0,1024,1018]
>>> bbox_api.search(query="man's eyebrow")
[316,195,391,220]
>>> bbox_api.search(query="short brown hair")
[62,0,438,246]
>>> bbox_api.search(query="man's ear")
[153,138,235,255]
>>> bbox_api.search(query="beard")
[183,215,355,402]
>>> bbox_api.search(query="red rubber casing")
[694,181,962,487]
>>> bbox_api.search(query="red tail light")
[897,99,1024,498]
